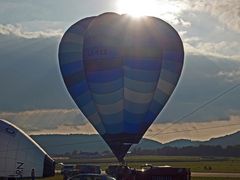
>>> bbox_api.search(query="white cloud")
[195,41,240,59]
[156,1,240,61]
[218,68,240,82]
[29,123,97,135]
[186,0,240,33]
[0,109,87,132]
[145,115,240,143]
[0,23,63,39]
[178,31,187,36]
[184,36,200,42]
[170,18,191,28]
[183,39,240,61]
[2,109,240,144]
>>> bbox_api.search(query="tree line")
[131,145,240,157]
[62,145,240,158]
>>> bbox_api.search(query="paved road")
[192,172,240,178]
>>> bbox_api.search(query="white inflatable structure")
[0,119,55,178]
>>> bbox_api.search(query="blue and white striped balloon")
[59,12,184,162]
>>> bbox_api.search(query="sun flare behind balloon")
[116,0,185,19]
[117,0,158,17]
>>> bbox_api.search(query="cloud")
[5,109,239,144]
[198,41,240,58]
[218,68,240,82]
[0,23,63,39]
[145,115,240,143]
[29,123,97,135]
[170,18,192,28]
[183,40,240,61]
[187,0,240,33]
[0,109,87,132]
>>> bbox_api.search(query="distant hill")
[164,139,200,148]
[31,131,240,155]
[162,132,240,148]
[32,134,108,155]
[203,131,240,147]
[31,134,163,155]
[136,138,163,149]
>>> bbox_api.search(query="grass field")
[37,175,240,180]
[36,155,240,180]
[57,155,240,173]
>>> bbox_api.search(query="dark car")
[136,165,191,180]
[105,165,124,178]
[67,173,116,180]
[62,164,101,180]
[61,164,76,180]
[75,164,101,174]
[61,164,75,175]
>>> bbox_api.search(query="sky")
[0,0,240,143]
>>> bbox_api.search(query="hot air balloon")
[59,12,184,162]
[0,119,55,178]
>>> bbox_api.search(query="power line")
[147,122,240,135]
[150,82,240,138]
[1,82,240,153]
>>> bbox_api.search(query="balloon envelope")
[59,12,184,162]
[0,119,55,178]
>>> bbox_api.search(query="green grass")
[57,155,240,173]
[35,155,240,180]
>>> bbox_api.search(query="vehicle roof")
[68,173,116,179]
[63,164,75,166]
[76,164,100,167]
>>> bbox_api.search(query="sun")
[117,0,159,17]
[116,0,186,19]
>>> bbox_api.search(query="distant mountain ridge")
[162,132,240,148]
[31,131,240,155]
[204,131,240,147]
